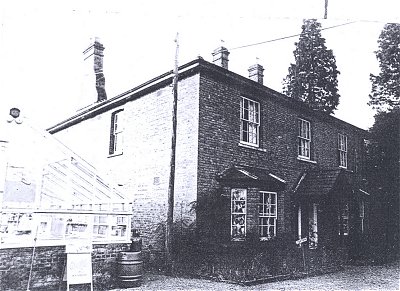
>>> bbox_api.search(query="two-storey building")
[48,42,371,281]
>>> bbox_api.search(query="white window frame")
[0,209,131,248]
[309,203,318,249]
[339,201,349,236]
[298,118,311,159]
[240,97,260,147]
[258,191,277,241]
[109,109,124,155]
[338,133,348,168]
[359,200,365,234]
[231,188,247,241]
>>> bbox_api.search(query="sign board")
[64,239,93,290]
[296,237,308,245]
[66,253,92,284]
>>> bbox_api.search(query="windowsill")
[238,142,268,152]
[108,152,123,158]
[297,156,317,164]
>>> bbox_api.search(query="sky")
[0,0,399,130]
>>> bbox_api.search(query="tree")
[283,19,340,114]
[366,108,400,260]
[369,23,400,110]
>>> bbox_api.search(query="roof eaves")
[47,58,202,133]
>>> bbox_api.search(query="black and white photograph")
[0,1,399,290]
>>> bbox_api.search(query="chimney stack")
[248,62,264,85]
[212,46,230,69]
[82,37,107,103]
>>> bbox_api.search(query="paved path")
[114,260,400,291]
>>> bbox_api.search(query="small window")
[240,97,260,146]
[339,201,349,236]
[338,134,347,168]
[309,203,318,249]
[359,200,366,234]
[259,192,277,240]
[298,119,311,159]
[231,189,247,241]
[109,109,124,155]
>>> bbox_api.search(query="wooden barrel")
[117,251,143,288]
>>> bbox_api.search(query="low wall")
[173,236,348,284]
[0,243,130,290]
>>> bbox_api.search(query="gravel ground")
[113,260,400,291]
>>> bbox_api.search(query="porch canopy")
[293,168,369,200]
[0,114,132,248]
[216,164,286,191]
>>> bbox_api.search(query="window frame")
[109,109,124,156]
[231,188,247,241]
[359,200,366,234]
[0,210,131,248]
[298,118,311,160]
[240,96,260,147]
[258,191,277,241]
[338,200,350,236]
[309,203,318,249]
[338,133,348,168]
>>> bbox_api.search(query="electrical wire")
[229,21,358,51]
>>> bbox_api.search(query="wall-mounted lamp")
[7,107,23,124]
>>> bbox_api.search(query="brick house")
[48,44,371,280]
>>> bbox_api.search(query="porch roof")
[216,165,286,191]
[293,168,352,198]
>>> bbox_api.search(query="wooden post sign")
[296,237,308,245]
[64,240,93,291]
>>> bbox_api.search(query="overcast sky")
[1,0,399,130]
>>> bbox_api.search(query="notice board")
[65,240,93,290]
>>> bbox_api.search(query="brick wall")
[54,75,200,253]
[51,61,367,268]
[196,70,367,243]
[0,243,129,291]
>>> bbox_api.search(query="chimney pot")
[248,63,264,85]
[212,46,230,69]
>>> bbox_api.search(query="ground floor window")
[359,200,368,234]
[231,189,247,241]
[339,201,349,236]
[258,191,277,240]
[309,203,318,249]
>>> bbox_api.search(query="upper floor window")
[240,97,260,146]
[109,109,124,155]
[231,188,247,241]
[338,134,347,168]
[259,192,277,241]
[298,118,311,159]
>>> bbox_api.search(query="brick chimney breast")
[248,63,264,85]
[212,46,230,69]
[82,37,107,103]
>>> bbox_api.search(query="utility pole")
[166,32,179,274]
[324,0,328,19]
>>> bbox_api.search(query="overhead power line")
[229,21,357,51]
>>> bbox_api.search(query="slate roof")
[216,165,286,191]
[293,168,352,197]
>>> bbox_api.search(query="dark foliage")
[366,108,400,260]
[369,23,400,110]
[283,19,340,114]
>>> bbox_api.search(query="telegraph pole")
[324,0,328,19]
[166,33,179,273]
